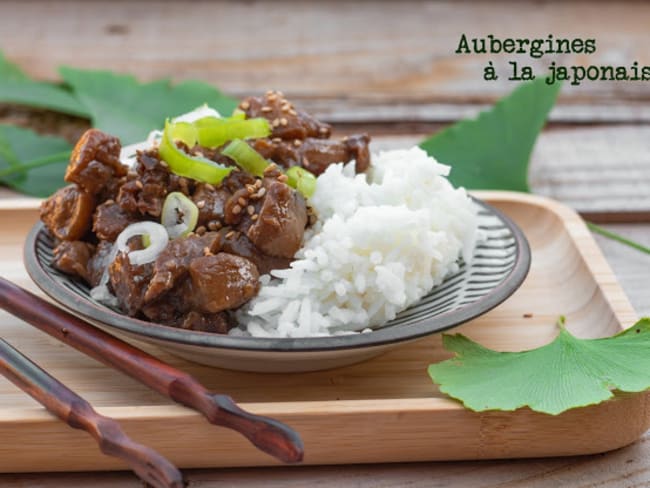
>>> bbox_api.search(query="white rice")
[231,146,479,338]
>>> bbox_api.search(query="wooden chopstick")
[0,277,304,464]
[0,338,184,488]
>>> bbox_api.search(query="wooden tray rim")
[0,190,639,422]
[0,190,645,467]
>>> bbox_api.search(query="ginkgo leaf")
[59,67,239,144]
[0,51,28,80]
[0,51,90,116]
[419,77,561,192]
[0,125,71,197]
[428,317,650,415]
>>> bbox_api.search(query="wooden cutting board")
[0,191,645,472]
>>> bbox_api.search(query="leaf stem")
[586,222,650,255]
[0,151,71,178]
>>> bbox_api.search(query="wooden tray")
[0,191,645,473]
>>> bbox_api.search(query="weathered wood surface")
[1,0,650,121]
[371,128,650,217]
[1,1,650,216]
[1,0,649,486]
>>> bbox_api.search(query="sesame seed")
[281,104,290,113]
[261,106,273,113]
[225,230,235,239]
[159,161,169,169]
[276,90,284,97]
[289,109,297,116]
[256,187,266,197]
[254,179,263,189]
[246,184,255,194]
[205,183,215,192]
[240,100,250,110]
[251,214,258,221]
[196,226,206,235]
[265,89,274,96]
[272,118,280,128]
[247,205,255,215]
[267,94,278,102]
[203,246,211,256]
[232,204,242,215]
[207,221,217,231]
[277,174,288,183]
[104,199,115,205]
[293,139,302,147]
[196,200,206,209]
[319,127,328,134]
[237,197,247,206]
[135,180,144,189]
[272,137,282,143]
[280,117,288,126]
[127,170,138,179]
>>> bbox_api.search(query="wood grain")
[2,0,650,122]
[0,219,647,486]
[0,192,645,474]
[374,128,650,216]
[0,339,184,488]
[592,224,650,317]
[0,1,648,485]
[0,278,304,464]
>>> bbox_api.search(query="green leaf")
[0,52,90,117]
[0,125,71,197]
[59,67,239,144]
[419,78,561,192]
[0,80,91,117]
[0,51,28,80]
[428,317,650,415]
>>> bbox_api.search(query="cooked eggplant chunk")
[65,128,127,196]
[40,185,95,241]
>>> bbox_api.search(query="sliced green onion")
[141,234,151,248]
[231,109,247,120]
[286,166,317,198]
[115,222,169,265]
[159,119,233,184]
[222,139,269,177]
[161,192,199,239]
[170,121,198,146]
[194,116,270,148]
[222,140,317,198]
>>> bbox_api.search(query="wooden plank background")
[0,1,649,487]
[2,1,650,217]
[2,0,650,107]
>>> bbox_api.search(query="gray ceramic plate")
[24,199,530,373]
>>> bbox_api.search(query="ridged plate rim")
[24,198,530,353]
